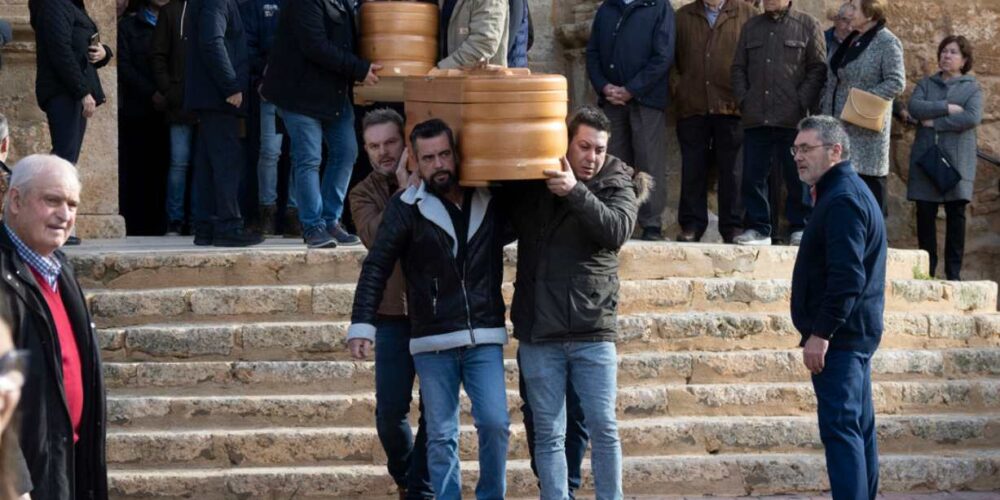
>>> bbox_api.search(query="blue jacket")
[585,0,676,110]
[791,161,887,354]
[183,0,249,114]
[240,0,282,79]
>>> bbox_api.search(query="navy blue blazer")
[791,161,887,354]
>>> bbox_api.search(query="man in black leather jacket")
[347,119,510,499]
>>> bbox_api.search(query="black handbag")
[916,133,961,194]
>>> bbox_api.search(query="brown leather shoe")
[676,229,699,242]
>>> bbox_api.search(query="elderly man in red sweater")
[0,154,107,500]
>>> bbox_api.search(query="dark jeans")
[374,318,432,498]
[677,114,743,240]
[192,111,245,234]
[742,126,810,236]
[43,94,88,164]
[517,350,588,498]
[916,200,968,280]
[812,349,879,500]
[602,102,669,230]
[859,174,888,217]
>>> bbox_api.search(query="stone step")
[105,380,1000,429]
[86,278,998,328]
[105,414,1000,468]
[107,452,1000,498]
[98,313,1000,363]
[67,240,928,290]
[103,348,1000,395]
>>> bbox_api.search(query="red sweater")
[30,268,85,443]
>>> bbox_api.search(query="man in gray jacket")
[438,0,509,68]
[731,0,825,246]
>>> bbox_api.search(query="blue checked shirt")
[5,225,61,292]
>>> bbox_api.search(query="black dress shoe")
[65,236,81,245]
[213,227,264,247]
[193,230,213,246]
[639,226,665,241]
[676,229,699,242]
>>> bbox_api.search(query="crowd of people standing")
[0,0,988,499]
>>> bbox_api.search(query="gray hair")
[3,154,81,217]
[0,112,7,141]
[797,115,851,160]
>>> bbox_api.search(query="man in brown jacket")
[347,108,431,500]
[731,0,826,246]
[674,0,757,243]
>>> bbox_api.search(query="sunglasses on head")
[0,349,28,378]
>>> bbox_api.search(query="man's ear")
[0,136,8,155]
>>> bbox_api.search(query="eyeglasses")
[0,349,28,379]
[790,143,834,156]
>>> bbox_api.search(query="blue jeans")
[742,126,812,236]
[278,103,357,232]
[812,349,879,500]
[518,351,588,498]
[167,124,194,223]
[413,345,509,500]
[519,341,622,500]
[375,318,432,498]
[257,101,296,208]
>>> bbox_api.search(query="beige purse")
[840,87,891,132]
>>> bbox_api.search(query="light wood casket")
[404,70,569,185]
[355,1,438,103]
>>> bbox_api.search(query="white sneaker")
[789,230,804,246]
[734,229,772,246]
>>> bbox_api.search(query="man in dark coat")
[118,0,170,235]
[790,115,886,500]
[261,0,378,248]
[585,0,674,241]
[183,0,263,246]
[502,106,650,499]
[0,154,108,500]
[151,0,199,235]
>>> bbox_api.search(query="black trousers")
[859,174,888,217]
[916,200,968,280]
[192,111,245,233]
[43,94,88,164]
[677,114,743,240]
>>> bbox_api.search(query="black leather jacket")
[347,184,509,354]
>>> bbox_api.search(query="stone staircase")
[66,239,1000,498]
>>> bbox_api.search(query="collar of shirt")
[5,225,61,292]
[704,0,725,14]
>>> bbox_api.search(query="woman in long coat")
[822,0,905,214]
[906,35,983,280]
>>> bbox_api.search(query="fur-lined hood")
[585,154,654,205]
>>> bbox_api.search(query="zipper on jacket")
[432,278,438,316]
[460,277,476,344]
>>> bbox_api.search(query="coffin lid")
[404,67,568,104]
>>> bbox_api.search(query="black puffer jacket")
[347,185,508,354]
[502,155,650,343]
[29,0,113,107]
[0,226,107,500]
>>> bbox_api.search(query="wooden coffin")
[404,69,569,186]
[355,1,438,104]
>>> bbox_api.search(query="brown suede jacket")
[349,171,407,317]
[673,0,758,119]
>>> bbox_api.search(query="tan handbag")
[840,87,891,132]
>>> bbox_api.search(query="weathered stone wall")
[534,0,999,283]
[0,0,126,238]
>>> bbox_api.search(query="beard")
[425,170,458,196]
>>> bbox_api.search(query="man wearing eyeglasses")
[789,115,886,500]
[0,154,108,500]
